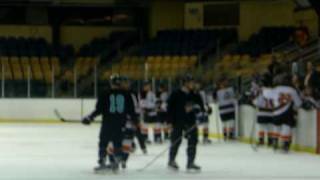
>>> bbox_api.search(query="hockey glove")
[82,116,93,125]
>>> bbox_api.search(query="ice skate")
[168,161,179,171]
[187,163,201,173]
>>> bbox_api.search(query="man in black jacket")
[82,74,136,173]
[167,74,200,172]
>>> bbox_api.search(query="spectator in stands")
[268,56,280,78]
[304,61,319,99]
[292,74,304,95]
[294,21,310,47]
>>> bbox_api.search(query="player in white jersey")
[252,73,274,146]
[121,77,147,154]
[214,78,237,141]
[139,81,157,144]
[272,73,302,152]
[156,84,170,141]
[195,81,212,144]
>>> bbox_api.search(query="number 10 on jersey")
[109,94,125,113]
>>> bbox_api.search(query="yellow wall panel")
[0,25,52,43]
[184,0,297,41]
[239,0,295,40]
[149,0,185,38]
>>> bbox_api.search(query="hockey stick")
[54,109,81,123]
[137,124,197,172]
[54,109,102,124]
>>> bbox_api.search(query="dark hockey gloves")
[82,116,93,125]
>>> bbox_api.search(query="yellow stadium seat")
[20,56,30,79]
[155,56,163,63]
[232,55,241,62]
[130,56,139,64]
[172,56,181,63]
[189,55,197,64]
[30,56,43,80]
[62,70,74,83]
[80,57,90,76]
[146,56,155,64]
[40,57,53,83]
[181,56,189,62]
[123,56,130,64]
[74,57,85,76]
[51,57,61,77]
[10,56,23,80]
[1,56,12,80]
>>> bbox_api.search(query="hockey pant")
[169,124,198,165]
[98,123,123,165]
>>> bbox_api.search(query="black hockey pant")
[169,124,198,165]
[98,123,123,165]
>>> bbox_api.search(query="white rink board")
[0,99,317,150]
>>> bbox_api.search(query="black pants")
[134,125,147,150]
[98,123,124,165]
[169,124,198,165]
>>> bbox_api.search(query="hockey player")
[82,74,136,173]
[139,81,157,144]
[167,74,201,172]
[120,77,147,154]
[156,84,170,141]
[272,73,302,152]
[252,73,274,146]
[193,81,212,144]
[214,77,237,141]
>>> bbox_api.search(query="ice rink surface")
[1,123,320,180]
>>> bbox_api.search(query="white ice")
[0,123,320,180]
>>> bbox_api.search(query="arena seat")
[51,56,61,77]
[30,56,43,80]
[1,56,13,80]
[40,57,52,83]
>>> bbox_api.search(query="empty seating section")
[40,57,52,83]
[100,56,144,80]
[206,26,297,80]
[138,29,237,56]
[10,56,23,80]
[146,55,197,78]
[1,56,12,80]
[101,55,198,80]
[0,56,62,81]
[0,55,62,97]
[74,57,97,77]
[103,29,238,80]
[211,53,283,79]
[235,27,296,56]
[0,26,298,96]
[78,31,139,61]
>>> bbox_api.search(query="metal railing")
[0,62,186,99]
